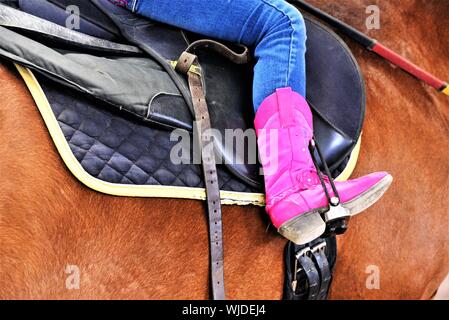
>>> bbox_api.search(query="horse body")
[321,0,449,299]
[0,0,448,299]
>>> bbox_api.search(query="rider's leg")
[108,0,306,109]
[109,0,393,244]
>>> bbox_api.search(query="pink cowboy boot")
[255,87,393,245]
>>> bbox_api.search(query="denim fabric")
[111,0,307,111]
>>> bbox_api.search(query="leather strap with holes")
[312,248,332,300]
[176,52,225,300]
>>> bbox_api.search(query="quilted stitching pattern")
[39,77,262,193]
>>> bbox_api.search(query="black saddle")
[0,0,365,191]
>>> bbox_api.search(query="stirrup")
[309,138,349,236]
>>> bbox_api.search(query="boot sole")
[322,174,394,221]
[278,174,393,245]
[341,174,393,217]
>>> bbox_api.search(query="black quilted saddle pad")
[18,69,265,205]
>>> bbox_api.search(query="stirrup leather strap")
[174,41,251,300]
[176,51,225,300]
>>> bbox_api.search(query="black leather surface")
[91,0,365,183]
[3,0,365,191]
[312,248,333,300]
[283,237,337,300]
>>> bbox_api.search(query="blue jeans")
[113,0,307,111]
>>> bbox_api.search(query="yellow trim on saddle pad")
[16,64,360,206]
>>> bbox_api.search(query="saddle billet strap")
[284,238,336,300]
[311,245,333,300]
[176,51,225,300]
[297,253,321,300]
[0,3,141,54]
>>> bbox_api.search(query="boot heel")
[278,211,326,245]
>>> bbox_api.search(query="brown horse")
[0,0,448,300]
